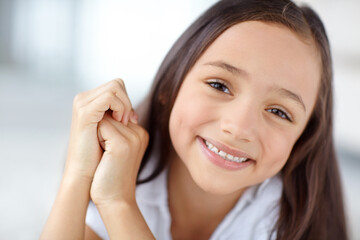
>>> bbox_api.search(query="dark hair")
[135,0,348,239]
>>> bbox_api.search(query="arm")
[85,225,102,240]
[40,174,92,239]
[96,201,155,239]
[90,113,155,239]
[41,79,144,239]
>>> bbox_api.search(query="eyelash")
[206,79,293,122]
[266,107,293,122]
[206,79,231,94]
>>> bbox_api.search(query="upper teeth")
[205,140,248,163]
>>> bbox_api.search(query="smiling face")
[168,21,321,195]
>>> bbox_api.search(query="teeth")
[218,151,226,158]
[211,146,218,153]
[239,157,247,162]
[204,140,248,163]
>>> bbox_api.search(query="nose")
[220,98,258,142]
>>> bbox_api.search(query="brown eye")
[266,108,292,122]
[207,80,230,94]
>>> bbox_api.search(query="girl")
[41,0,348,239]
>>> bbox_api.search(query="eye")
[206,79,231,94]
[266,107,293,122]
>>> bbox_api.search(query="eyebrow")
[203,61,248,77]
[277,88,306,112]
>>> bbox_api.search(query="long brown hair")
[135,0,348,239]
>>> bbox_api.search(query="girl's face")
[169,21,320,195]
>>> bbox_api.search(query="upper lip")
[201,137,254,160]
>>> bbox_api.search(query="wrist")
[61,170,93,190]
[90,183,137,208]
[94,196,136,211]
[95,198,155,239]
[63,160,95,182]
[95,198,138,221]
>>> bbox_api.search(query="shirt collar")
[135,164,169,206]
[228,173,283,217]
[136,163,282,209]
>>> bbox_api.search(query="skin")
[40,21,321,240]
[40,79,155,240]
[168,21,320,239]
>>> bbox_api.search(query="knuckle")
[109,79,119,87]
[134,126,149,144]
[114,79,127,94]
[113,78,124,86]
[128,131,140,144]
[109,80,124,96]
[73,92,85,108]
[141,128,149,141]
[103,91,115,101]
[76,106,87,120]
[143,132,150,145]
[110,78,124,90]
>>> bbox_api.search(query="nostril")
[220,117,257,142]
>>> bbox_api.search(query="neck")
[167,154,245,233]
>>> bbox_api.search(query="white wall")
[0,0,359,239]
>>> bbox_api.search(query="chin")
[191,171,243,196]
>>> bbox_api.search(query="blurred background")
[0,0,359,239]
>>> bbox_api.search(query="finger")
[105,114,148,155]
[84,78,126,103]
[129,109,139,124]
[103,113,140,142]
[127,122,149,154]
[97,118,128,156]
[74,78,131,112]
[114,85,132,125]
[98,117,145,172]
[88,79,132,124]
[103,114,147,153]
[78,92,126,125]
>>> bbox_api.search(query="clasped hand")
[64,78,149,206]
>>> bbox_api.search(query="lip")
[204,137,253,159]
[197,136,255,171]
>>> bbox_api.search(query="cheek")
[261,130,298,172]
[169,92,214,139]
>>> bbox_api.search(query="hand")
[90,112,149,205]
[41,78,150,240]
[64,78,137,181]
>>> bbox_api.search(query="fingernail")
[130,112,138,124]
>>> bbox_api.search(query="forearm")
[97,200,155,240]
[40,173,92,240]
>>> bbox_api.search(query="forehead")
[194,21,321,112]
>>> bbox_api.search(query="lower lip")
[197,137,254,171]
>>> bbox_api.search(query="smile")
[204,140,248,163]
[197,137,254,171]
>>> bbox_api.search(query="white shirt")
[86,165,283,240]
